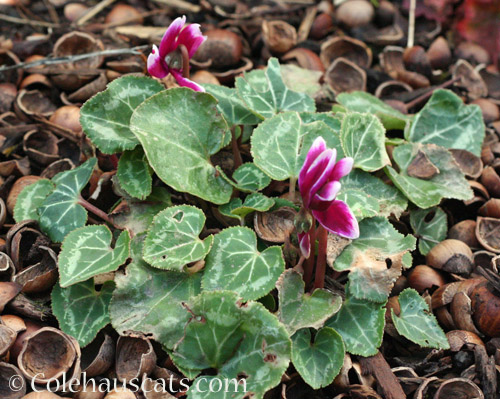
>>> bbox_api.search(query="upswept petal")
[299,149,336,207]
[309,181,341,211]
[299,137,327,191]
[159,15,186,56]
[170,69,205,92]
[147,45,169,78]
[178,23,206,57]
[312,200,359,239]
[308,148,337,199]
[329,157,354,182]
[298,231,311,258]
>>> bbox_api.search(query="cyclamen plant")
[14,16,487,398]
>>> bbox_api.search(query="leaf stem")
[313,225,328,289]
[231,129,243,170]
[405,76,461,110]
[178,44,190,79]
[303,221,316,289]
[289,176,297,197]
[78,197,122,230]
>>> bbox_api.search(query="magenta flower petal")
[159,15,186,56]
[309,181,341,210]
[329,157,354,182]
[312,200,359,239]
[147,45,169,78]
[308,149,337,199]
[298,231,311,258]
[178,23,206,57]
[170,69,205,92]
[299,137,327,192]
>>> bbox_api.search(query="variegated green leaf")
[52,279,114,347]
[130,88,233,204]
[110,260,201,349]
[291,327,345,389]
[80,76,164,154]
[59,225,130,287]
[410,207,448,255]
[326,294,386,356]
[143,205,213,271]
[251,111,342,181]
[202,227,285,301]
[332,217,416,302]
[218,163,271,193]
[277,269,342,335]
[204,84,261,125]
[14,179,55,223]
[406,89,485,157]
[392,289,450,349]
[38,158,97,242]
[336,91,410,130]
[337,169,407,221]
[340,112,390,172]
[170,291,291,399]
[117,147,152,200]
[236,57,315,119]
[385,143,473,208]
[219,193,274,221]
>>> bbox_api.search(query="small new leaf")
[277,269,342,335]
[410,207,448,255]
[219,193,274,221]
[143,205,213,271]
[218,163,271,193]
[52,279,114,347]
[59,225,130,287]
[117,147,152,200]
[392,289,450,349]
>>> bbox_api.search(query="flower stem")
[289,177,297,197]
[303,221,316,289]
[231,129,243,170]
[178,44,190,79]
[313,225,328,289]
[78,197,122,230]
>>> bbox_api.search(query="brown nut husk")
[7,175,42,215]
[0,361,26,398]
[115,336,156,382]
[449,149,483,179]
[104,388,136,399]
[426,239,474,275]
[455,42,490,65]
[22,392,63,399]
[446,330,484,351]
[0,281,22,313]
[452,60,488,101]
[23,130,59,166]
[0,323,17,357]
[18,327,81,391]
[403,46,432,78]
[472,98,499,124]
[320,36,372,70]
[476,217,500,253]
[254,207,296,243]
[15,90,57,120]
[325,58,366,94]
[192,29,242,69]
[336,0,374,28]
[49,105,82,135]
[448,220,479,248]
[0,83,17,114]
[13,246,58,294]
[407,265,446,294]
[481,165,500,197]
[262,20,297,54]
[427,36,452,70]
[479,198,500,219]
[450,292,483,336]
[433,377,484,399]
[282,48,325,72]
[81,333,115,377]
[471,282,500,337]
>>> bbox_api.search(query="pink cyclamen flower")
[147,16,206,91]
[297,137,359,258]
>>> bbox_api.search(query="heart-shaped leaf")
[169,291,290,399]
[392,289,450,349]
[236,57,315,119]
[405,89,485,157]
[80,75,164,154]
[410,207,448,255]
[340,112,390,172]
[326,293,386,357]
[59,225,130,287]
[204,84,261,125]
[219,193,274,221]
[52,279,114,347]
[333,217,416,302]
[277,269,342,335]
[38,158,97,242]
[281,64,322,98]
[202,227,285,301]
[251,111,342,181]
[110,260,201,349]
[218,163,271,193]
[385,143,473,208]
[336,91,410,130]
[117,147,152,200]
[291,327,345,389]
[143,205,213,271]
[130,88,233,204]
[337,169,408,221]
[14,179,55,223]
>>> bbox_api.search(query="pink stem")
[313,225,328,289]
